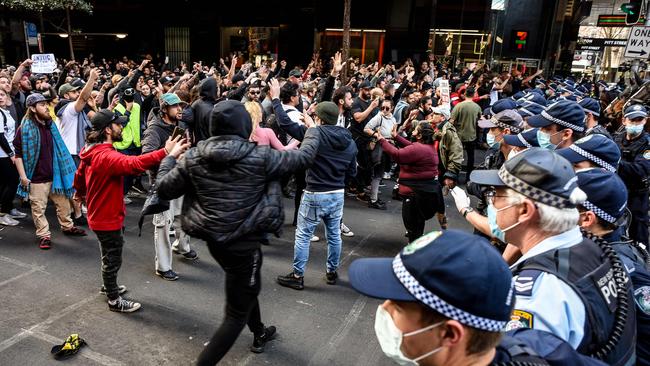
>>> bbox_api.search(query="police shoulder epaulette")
[514,269,542,296]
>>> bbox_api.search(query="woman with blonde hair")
[244,101,298,151]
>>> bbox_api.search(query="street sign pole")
[22,22,30,58]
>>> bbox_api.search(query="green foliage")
[0,0,92,13]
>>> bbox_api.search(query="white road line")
[0,294,98,353]
[0,255,48,273]
[0,268,39,288]
[29,329,125,366]
[307,295,367,366]
[339,232,374,267]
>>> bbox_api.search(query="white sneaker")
[8,209,27,219]
[124,197,132,205]
[383,172,392,180]
[310,235,320,242]
[340,222,354,237]
[0,215,19,226]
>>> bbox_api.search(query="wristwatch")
[462,207,474,218]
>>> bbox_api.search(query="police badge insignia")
[643,150,650,160]
[505,309,534,331]
[402,231,442,255]
[634,286,650,314]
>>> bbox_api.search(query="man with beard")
[351,81,380,199]
[13,94,86,250]
[142,93,198,281]
[74,109,189,312]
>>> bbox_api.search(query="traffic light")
[622,0,643,24]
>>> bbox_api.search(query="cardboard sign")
[31,54,57,74]
[440,80,450,107]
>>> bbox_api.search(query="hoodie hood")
[199,78,218,101]
[210,100,252,139]
[55,99,73,116]
[79,142,114,163]
[316,125,353,150]
[196,136,256,168]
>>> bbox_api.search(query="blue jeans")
[293,191,344,276]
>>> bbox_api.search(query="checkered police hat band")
[541,110,585,132]
[569,144,616,173]
[517,134,532,148]
[392,256,507,332]
[497,166,573,209]
[491,117,522,134]
[582,200,616,224]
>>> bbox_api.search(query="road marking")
[339,232,374,267]
[0,255,48,273]
[0,268,39,288]
[0,294,97,353]
[29,329,125,366]
[307,295,367,366]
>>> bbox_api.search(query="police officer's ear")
[437,320,465,349]
[578,210,598,230]
[516,198,537,225]
[561,128,573,141]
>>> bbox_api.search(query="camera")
[122,87,135,103]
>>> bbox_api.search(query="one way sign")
[625,26,650,59]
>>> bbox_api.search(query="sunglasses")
[249,91,260,95]
[381,106,391,111]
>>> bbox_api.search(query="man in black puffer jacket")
[155,99,319,364]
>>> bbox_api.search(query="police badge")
[634,286,650,314]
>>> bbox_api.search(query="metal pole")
[66,7,75,60]
[23,22,31,58]
[631,0,650,73]
[457,0,466,61]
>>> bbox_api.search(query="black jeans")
[95,229,124,300]
[197,245,265,366]
[0,157,18,213]
[462,141,476,183]
[629,191,649,246]
[401,191,439,243]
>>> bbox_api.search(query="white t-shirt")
[0,108,16,158]
[57,102,80,155]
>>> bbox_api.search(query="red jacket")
[73,143,167,231]
[380,134,439,196]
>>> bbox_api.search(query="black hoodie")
[272,99,357,191]
[191,78,218,143]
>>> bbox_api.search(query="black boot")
[251,326,277,353]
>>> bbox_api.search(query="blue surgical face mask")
[486,132,501,149]
[537,129,560,150]
[487,203,521,242]
[626,124,644,136]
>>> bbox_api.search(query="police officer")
[615,104,650,246]
[576,169,650,365]
[502,128,540,154]
[556,134,620,172]
[516,101,545,125]
[528,100,585,150]
[578,97,612,139]
[469,148,636,365]
[347,230,607,366]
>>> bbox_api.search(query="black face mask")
[123,94,134,103]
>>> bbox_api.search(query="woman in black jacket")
[155,100,319,365]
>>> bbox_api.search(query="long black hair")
[416,122,435,145]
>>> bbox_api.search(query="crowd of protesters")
[1,48,650,366]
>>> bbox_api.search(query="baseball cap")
[518,93,547,107]
[431,106,450,120]
[359,80,372,89]
[517,101,545,118]
[556,134,620,173]
[502,128,540,148]
[576,169,627,224]
[527,100,585,132]
[58,83,80,97]
[160,93,187,107]
[624,104,648,119]
[470,147,585,209]
[578,98,600,117]
[288,69,303,78]
[159,75,176,85]
[90,109,128,131]
[349,230,514,332]
[25,93,49,107]
[478,110,523,133]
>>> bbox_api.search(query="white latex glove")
[450,187,471,213]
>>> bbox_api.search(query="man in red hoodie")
[73,109,189,313]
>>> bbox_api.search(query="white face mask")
[507,148,522,160]
[374,305,445,366]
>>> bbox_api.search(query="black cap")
[359,80,372,89]
[470,148,585,209]
[90,109,128,131]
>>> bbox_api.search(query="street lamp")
[58,33,69,38]
[115,34,127,39]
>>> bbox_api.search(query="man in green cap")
[270,78,357,290]
[142,93,198,281]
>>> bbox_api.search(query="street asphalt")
[0,174,477,365]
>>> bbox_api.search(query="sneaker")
[38,236,52,250]
[130,185,146,194]
[8,209,27,219]
[100,285,127,296]
[276,272,304,290]
[368,199,387,210]
[108,297,141,313]
[325,271,338,285]
[174,248,199,261]
[155,269,179,281]
[340,222,354,237]
[383,172,392,180]
[62,226,87,236]
[251,326,277,353]
[73,214,87,227]
[0,215,19,226]
[123,197,132,205]
[310,235,320,242]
